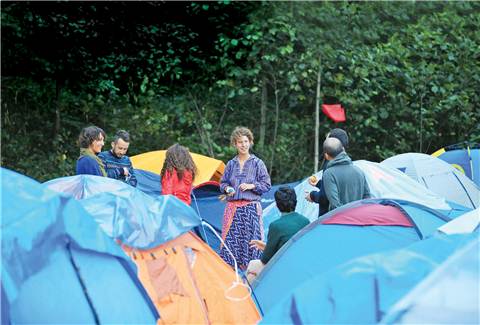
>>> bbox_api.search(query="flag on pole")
[322,104,346,123]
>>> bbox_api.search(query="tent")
[382,153,479,209]
[432,142,480,186]
[131,150,225,186]
[45,174,261,324]
[262,160,468,237]
[252,198,451,314]
[437,208,480,235]
[1,168,159,324]
[381,234,479,324]
[261,231,477,324]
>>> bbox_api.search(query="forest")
[2,1,479,183]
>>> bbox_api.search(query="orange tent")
[131,150,225,186]
[123,232,261,324]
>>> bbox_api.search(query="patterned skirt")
[219,200,263,269]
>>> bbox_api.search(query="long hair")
[161,143,197,181]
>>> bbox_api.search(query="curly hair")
[78,126,106,148]
[161,143,197,181]
[230,126,254,146]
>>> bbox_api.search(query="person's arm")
[161,170,174,195]
[219,161,233,193]
[77,156,103,176]
[260,224,281,265]
[251,159,271,195]
[126,158,137,187]
[362,176,371,199]
[323,171,341,210]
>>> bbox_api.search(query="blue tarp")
[261,232,477,324]
[252,199,452,315]
[1,168,158,324]
[382,153,479,209]
[44,174,201,249]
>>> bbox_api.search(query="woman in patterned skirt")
[219,126,271,269]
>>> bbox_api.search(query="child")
[161,144,197,205]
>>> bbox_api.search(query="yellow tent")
[131,150,225,186]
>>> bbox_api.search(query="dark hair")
[161,143,197,181]
[328,128,349,148]
[323,137,344,158]
[78,126,106,148]
[114,130,130,143]
[274,186,297,213]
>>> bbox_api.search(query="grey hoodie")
[322,152,370,211]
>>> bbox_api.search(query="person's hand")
[305,190,313,202]
[308,175,318,186]
[249,239,266,251]
[225,186,236,196]
[239,183,255,191]
[123,167,129,177]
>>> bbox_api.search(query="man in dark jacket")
[322,137,370,210]
[98,130,137,187]
[307,128,349,216]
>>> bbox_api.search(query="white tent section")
[437,208,480,235]
[382,153,479,209]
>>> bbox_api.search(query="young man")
[98,130,137,187]
[246,186,310,281]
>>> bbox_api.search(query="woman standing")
[161,143,197,205]
[76,125,107,176]
[219,127,271,269]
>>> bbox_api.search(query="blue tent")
[382,153,479,209]
[381,234,479,324]
[252,198,452,314]
[1,168,159,324]
[263,160,469,238]
[432,142,480,187]
[44,174,201,249]
[261,232,477,324]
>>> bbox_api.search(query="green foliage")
[2,1,479,184]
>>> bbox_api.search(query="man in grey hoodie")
[322,137,370,211]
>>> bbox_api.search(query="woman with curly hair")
[219,126,271,270]
[161,143,197,205]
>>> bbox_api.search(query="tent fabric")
[437,208,480,235]
[1,168,158,324]
[252,199,451,314]
[45,172,261,324]
[123,231,261,325]
[261,232,477,324]
[44,175,201,249]
[262,160,464,238]
[382,153,479,209]
[321,203,413,227]
[432,143,480,186]
[130,150,225,186]
[381,235,479,324]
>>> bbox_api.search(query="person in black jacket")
[306,128,349,216]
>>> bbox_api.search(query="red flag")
[322,104,346,123]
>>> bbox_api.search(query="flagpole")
[314,64,321,173]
